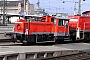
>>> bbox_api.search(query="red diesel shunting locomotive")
[6,15,69,45]
[69,11,90,41]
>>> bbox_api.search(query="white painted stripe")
[32,32,53,34]
[15,22,23,23]
[14,32,24,34]
[70,19,78,22]
[36,41,55,43]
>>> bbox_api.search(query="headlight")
[17,24,21,30]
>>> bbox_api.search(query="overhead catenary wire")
[33,0,88,15]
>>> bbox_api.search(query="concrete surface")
[0,43,90,55]
[0,43,90,60]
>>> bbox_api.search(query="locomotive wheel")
[11,34,15,43]
[22,35,28,46]
[13,34,17,43]
[70,35,76,42]
[72,38,76,42]
[83,34,89,43]
[55,37,64,43]
[22,40,28,46]
[56,39,64,43]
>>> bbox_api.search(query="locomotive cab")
[53,17,70,42]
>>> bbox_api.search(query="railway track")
[38,52,90,60]
[0,39,12,42]
[0,39,22,46]
[0,38,82,43]
[0,38,90,46]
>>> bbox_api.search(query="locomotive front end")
[13,19,27,43]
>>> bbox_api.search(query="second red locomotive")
[69,11,90,41]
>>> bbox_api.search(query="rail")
[42,52,90,60]
[0,50,80,60]
[0,24,14,33]
[0,24,14,39]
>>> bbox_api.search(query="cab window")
[51,18,56,25]
[58,19,64,26]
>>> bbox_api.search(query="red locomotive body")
[12,15,69,45]
[69,16,90,30]
[69,11,90,41]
